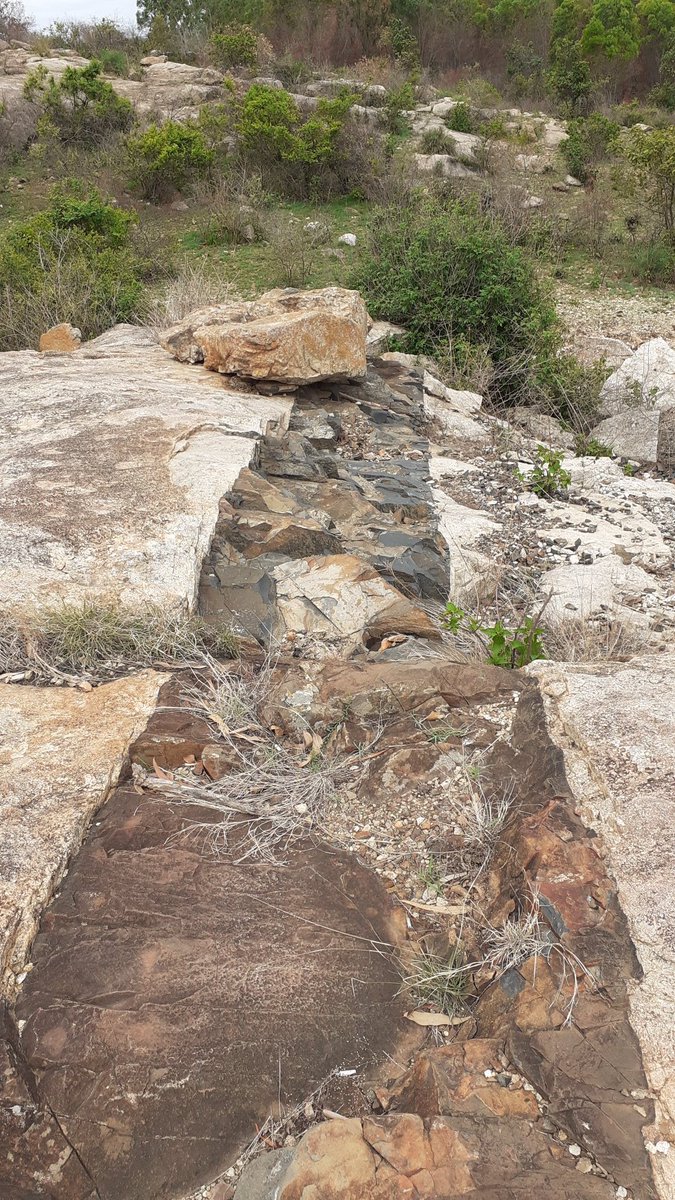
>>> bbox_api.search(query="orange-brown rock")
[38,322,82,352]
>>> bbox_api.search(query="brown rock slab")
[12,787,407,1200]
[38,322,82,352]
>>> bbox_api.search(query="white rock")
[0,326,291,614]
[338,232,357,246]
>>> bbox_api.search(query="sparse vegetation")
[524,445,572,498]
[441,600,546,668]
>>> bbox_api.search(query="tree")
[548,35,594,110]
[580,0,641,58]
[0,0,30,39]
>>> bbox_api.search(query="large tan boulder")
[161,287,369,385]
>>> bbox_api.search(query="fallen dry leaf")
[405,1010,472,1027]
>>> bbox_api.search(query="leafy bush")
[0,183,143,350]
[382,79,415,133]
[274,55,313,88]
[442,601,546,668]
[126,120,214,202]
[562,113,619,183]
[351,195,558,403]
[624,125,675,233]
[547,37,593,114]
[24,60,133,147]
[238,83,359,197]
[210,23,258,68]
[446,101,474,133]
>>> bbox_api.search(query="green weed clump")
[351,195,558,405]
[209,23,259,68]
[442,601,546,668]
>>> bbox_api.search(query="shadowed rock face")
[13,787,406,1200]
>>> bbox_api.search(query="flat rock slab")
[0,326,291,614]
[0,671,165,994]
[531,655,675,1200]
[13,787,406,1200]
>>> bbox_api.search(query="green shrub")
[351,195,558,403]
[446,101,474,133]
[23,60,133,147]
[238,83,357,197]
[624,125,675,233]
[0,183,142,350]
[210,23,258,69]
[97,48,128,76]
[562,113,619,183]
[387,16,420,67]
[382,79,415,133]
[547,37,593,114]
[126,120,214,202]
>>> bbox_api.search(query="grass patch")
[406,946,473,1018]
[0,602,237,677]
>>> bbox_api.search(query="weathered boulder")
[161,287,368,385]
[413,152,474,178]
[0,325,291,615]
[423,370,483,417]
[592,407,661,465]
[0,672,165,995]
[599,336,675,417]
[38,321,81,352]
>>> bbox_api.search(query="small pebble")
[568,1143,582,1157]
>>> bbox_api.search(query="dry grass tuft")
[0,602,237,679]
[543,614,648,663]
[143,258,239,330]
[148,655,370,864]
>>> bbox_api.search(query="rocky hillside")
[0,290,673,1200]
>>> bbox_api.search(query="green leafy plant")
[524,444,572,498]
[350,195,558,405]
[97,48,129,76]
[624,125,675,233]
[23,60,133,146]
[562,112,619,183]
[126,120,214,201]
[382,79,415,133]
[441,601,546,668]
